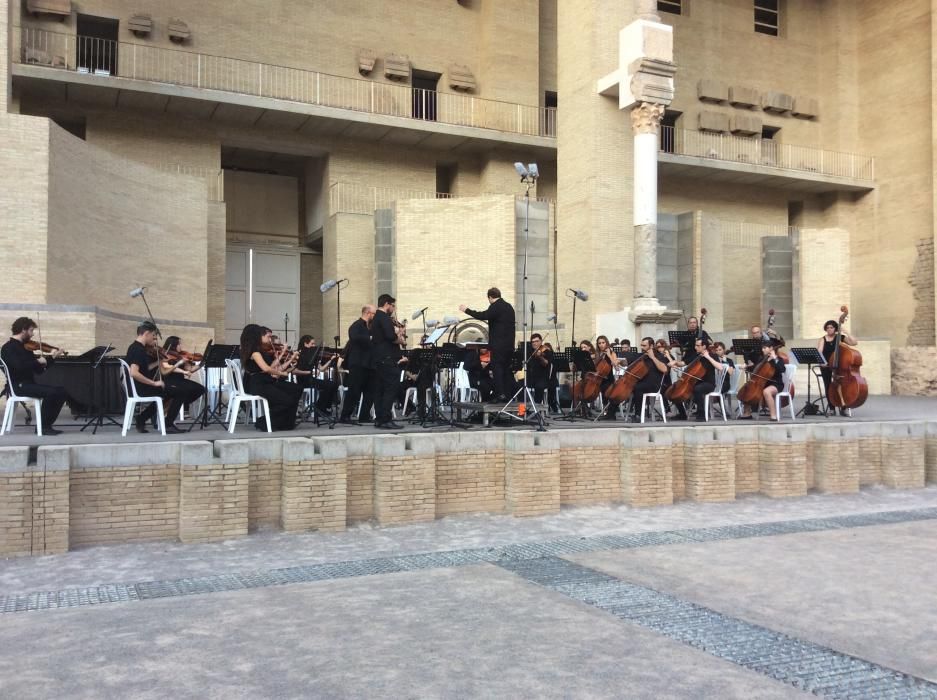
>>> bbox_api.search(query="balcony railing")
[16,27,557,139]
[660,126,874,181]
[328,181,556,216]
[155,164,224,202]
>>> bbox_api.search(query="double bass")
[826,305,868,410]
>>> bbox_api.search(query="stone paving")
[0,487,936,697]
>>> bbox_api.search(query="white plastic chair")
[118,359,166,437]
[725,365,744,417]
[703,364,730,422]
[774,364,797,421]
[453,363,480,403]
[0,358,43,436]
[225,359,271,433]
[640,392,668,424]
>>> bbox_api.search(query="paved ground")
[0,394,934,448]
[2,487,937,698]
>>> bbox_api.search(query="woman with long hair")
[239,324,302,431]
[159,335,206,428]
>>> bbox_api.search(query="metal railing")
[660,126,874,181]
[328,181,556,216]
[155,164,224,201]
[16,26,557,139]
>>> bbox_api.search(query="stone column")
[631,101,666,308]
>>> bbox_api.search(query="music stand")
[189,342,238,430]
[730,338,763,361]
[791,347,828,417]
[668,331,696,357]
[555,348,595,421]
[79,344,120,434]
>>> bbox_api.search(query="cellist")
[817,319,859,417]
[758,340,787,420]
[670,337,720,421]
[627,337,671,422]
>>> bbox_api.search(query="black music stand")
[79,345,121,434]
[556,348,595,421]
[791,347,829,417]
[189,342,239,430]
[668,331,696,357]
[730,338,763,362]
[548,350,571,418]
[298,345,336,429]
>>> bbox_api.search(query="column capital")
[631,102,666,135]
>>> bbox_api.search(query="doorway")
[76,14,119,75]
[412,70,440,121]
[225,246,301,347]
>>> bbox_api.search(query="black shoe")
[357,417,373,424]
[135,420,150,434]
[377,421,403,430]
[601,412,616,421]
[737,415,753,420]
[337,416,354,424]
[42,427,62,436]
[165,424,184,434]
[316,406,333,417]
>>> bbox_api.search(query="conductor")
[460,287,515,402]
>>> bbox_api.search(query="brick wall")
[558,430,621,506]
[926,423,937,485]
[856,423,883,486]
[373,436,435,525]
[619,429,674,507]
[179,442,249,544]
[280,438,346,533]
[880,422,926,489]
[683,430,736,502]
[758,426,808,498]
[505,432,560,517]
[809,425,859,494]
[0,447,68,557]
[434,432,505,516]
[733,426,760,495]
[346,436,375,523]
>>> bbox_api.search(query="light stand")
[320,278,349,346]
[500,162,545,431]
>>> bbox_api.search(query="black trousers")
[298,374,338,413]
[629,377,665,418]
[14,382,67,428]
[136,378,204,426]
[247,375,302,431]
[341,366,373,420]
[372,359,401,424]
[674,380,715,419]
[488,349,514,400]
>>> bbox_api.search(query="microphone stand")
[284,313,290,348]
[136,290,161,339]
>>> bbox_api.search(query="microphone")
[319,279,336,293]
[443,315,459,325]
[530,301,536,314]
[547,313,557,323]
[129,287,145,298]
[411,307,429,320]
[568,288,589,302]
[425,319,439,328]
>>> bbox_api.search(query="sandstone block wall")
[434,432,506,516]
[881,422,926,489]
[684,429,735,502]
[619,429,673,507]
[179,443,249,544]
[280,438,347,533]
[808,425,859,494]
[758,426,808,498]
[373,436,436,525]
[559,430,621,506]
[732,426,760,495]
[505,432,560,517]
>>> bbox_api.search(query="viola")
[24,340,67,356]
[572,352,613,403]
[827,305,867,409]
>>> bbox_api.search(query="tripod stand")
[189,342,238,430]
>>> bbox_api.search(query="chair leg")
[657,395,667,424]
[704,397,710,422]
[640,395,648,424]
[262,399,272,432]
[1,402,13,435]
[718,396,727,422]
[34,399,43,436]
[774,395,781,422]
[786,395,795,420]
[155,400,167,436]
[228,397,241,433]
[122,402,134,437]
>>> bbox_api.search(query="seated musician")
[627,337,671,422]
[595,335,623,420]
[463,347,494,401]
[239,324,303,431]
[526,333,553,410]
[126,322,174,434]
[159,336,207,428]
[291,334,338,418]
[655,339,676,414]
[620,339,633,354]
[758,340,787,421]
[817,319,859,417]
[712,341,736,394]
[1,316,67,435]
[738,331,782,419]
[670,337,721,421]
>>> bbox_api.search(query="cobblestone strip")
[497,557,937,699]
[2,507,936,615]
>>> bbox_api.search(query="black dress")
[244,352,302,431]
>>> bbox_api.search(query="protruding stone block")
[730,426,760,494]
[762,90,794,114]
[373,436,436,525]
[728,85,760,108]
[758,425,808,498]
[926,422,937,485]
[433,432,505,516]
[559,429,621,505]
[699,110,730,133]
[730,113,762,136]
[697,78,728,103]
[809,425,859,494]
[620,429,673,506]
[505,432,560,517]
[881,422,926,489]
[179,441,248,544]
[280,438,347,532]
[856,423,882,485]
[683,429,735,502]
[792,96,818,119]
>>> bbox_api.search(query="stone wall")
[0,422,934,557]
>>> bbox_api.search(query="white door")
[224,247,301,347]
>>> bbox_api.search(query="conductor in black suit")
[460,287,516,401]
[339,305,375,423]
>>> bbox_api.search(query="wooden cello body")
[665,356,706,403]
[736,357,778,408]
[827,306,868,409]
[604,356,649,404]
[572,353,612,403]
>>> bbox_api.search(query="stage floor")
[0,395,933,448]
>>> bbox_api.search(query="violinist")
[627,337,671,422]
[1,316,67,435]
[292,334,338,418]
[460,287,516,403]
[370,294,406,430]
[671,337,720,421]
[339,306,375,424]
[817,319,859,417]
[159,336,207,429]
[125,321,174,434]
[526,333,553,410]
[240,324,302,431]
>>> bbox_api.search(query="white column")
[631,101,665,307]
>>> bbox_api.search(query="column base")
[596,304,683,344]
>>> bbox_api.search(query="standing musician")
[757,340,787,421]
[370,294,407,430]
[670,337,720,421]
[292,334,339,418]
[339,305,375,423]
[817,319,859,417]
[1,316,67,435]
[526,333,553,410]
[595,335,623,420]
[682,316,713,358]
[159,336,207,429]
[459,287,516,403]
[627,337,671,422]
[239,324,302,431]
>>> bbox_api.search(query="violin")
[163,349,203,364]
[827,305,867,410]
[24,340,67,357]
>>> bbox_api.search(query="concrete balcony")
[13,27,557,153]
[659,126,874,193]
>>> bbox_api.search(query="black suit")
[341,318,374,420]
[370,309,402,424]
[1,338,67,429]
[464,297,515,400]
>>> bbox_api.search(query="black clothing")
[126,341,158,385]
[627,352,669,418]
[527,348,553,408]
[296,347,339,414]
[464,298,515,353]
[2,338,67,429]
[163,373,206,422]
[370,309,403,423]
[681,329,713,361]
[764,357,786,392]
[345,318,373,368]
[341,366,373,420]
[244,352,302,431]
[719,357,736,393]
[463,350,494,401]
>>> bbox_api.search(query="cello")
[665,308,708,403]
[604,348,655,404]
[826,305,868,410]
[737,309,783,408]
[572,350,613,404]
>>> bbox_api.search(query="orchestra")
[0,292,870,436]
